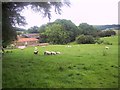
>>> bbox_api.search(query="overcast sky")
[19,0,119,29]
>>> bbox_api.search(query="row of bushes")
[75,35,113,45]
[98,30,116,37]
[76,35,95,44]
[40,34,114,45]
[40,30,116,45]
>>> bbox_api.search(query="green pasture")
[2,36,118,88]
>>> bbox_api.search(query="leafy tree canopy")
[76,34,95,44]
[27,26,39,33]
[39,19,79,43]
[98,30,116,37]
[43,23,70,44]
[39,24,47,33]
[54,19,79,40]
[78,23,98,36]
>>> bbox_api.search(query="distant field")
[2,36,118,88]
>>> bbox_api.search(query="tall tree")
[43,23,70,44]
[2,1,70,47]
[54,19,79,41]
[78,23,98,36]
[27,26,39,33]
[39,24,46,33]
[39,19,79,44]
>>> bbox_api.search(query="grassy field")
[2,36,118,88]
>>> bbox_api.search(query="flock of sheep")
[2,44,110,55]
[44,51,61,55]
[19,45,109,56]
[17,46,61,55]
[33,47,61,55]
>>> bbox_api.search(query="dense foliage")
[78,23,98,36]
[76,35,95,44]
[98,30,116,37]
[39,24,46,33]
[38,20,117,44]
[43,24,70,44]
[39,19,79,44]
[54,19,80,41]
[27,26,39,33]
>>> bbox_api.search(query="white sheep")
[51,51,56,55]
[44,51,52,55]
[67,45,72,48]
[44,51,61,55]
[18,46,26,50]
[56,51,61,54]
[11,44,15,49]
[105,46,109,49]
[34,47,38,54]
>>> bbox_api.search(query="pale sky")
[19,0,119,29]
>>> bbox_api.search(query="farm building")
[26,33,39,38]
[15,36,39,46]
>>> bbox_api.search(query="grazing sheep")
[11,44,15,49]
[66,45,72,48]
[44,51,61,55]
[51,51,56,55]
[34,51,38,54]
[105,46,109,49]
[56,52,61,54]
[34,47,38,54]
[44,51,52,55]
[18,46,26,50]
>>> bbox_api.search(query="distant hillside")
[94,24,120,30]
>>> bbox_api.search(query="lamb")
[18,46,26,50]
[44,51,52,55]
[105,46,109,49]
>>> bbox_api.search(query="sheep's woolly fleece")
[44,51,61,55]
[18,46,26,50]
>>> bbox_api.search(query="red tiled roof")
[17,38,38,42]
